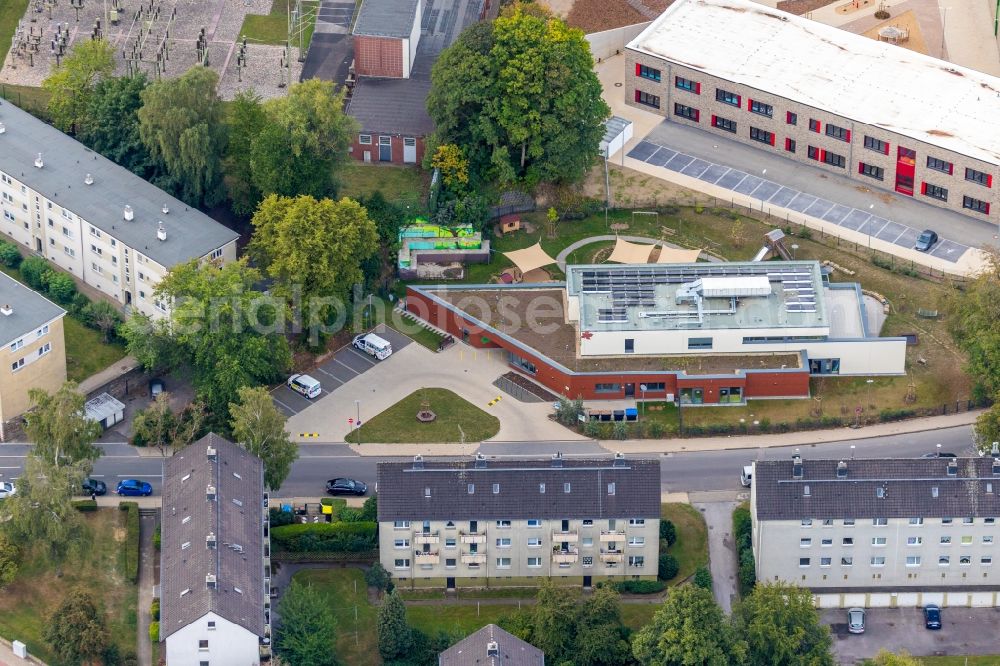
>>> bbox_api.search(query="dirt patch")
[582,161,711,208]
[113,526,127,543]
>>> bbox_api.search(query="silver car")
[847,607,866,634]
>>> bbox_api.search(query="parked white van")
[353,333,393,360]
[287,374,322,399]
[740,465,753,487]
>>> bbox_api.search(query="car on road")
[287,374,322,399]
[82,478,107,496]
[921,451,957,458]
[149,377,165,398]
[116,479,152,497]
[847,607,866,634]
[325,478,367,496]
[0,481,15,499]
[924,604,942,630]
[740,465,753,487]
[914,229,938,252]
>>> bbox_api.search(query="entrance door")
[35,238,42,252]
[446,577,456,590]
[378,136,392,162]
[583,575,592,588]
[894,146,916,196]
[403,137,417,163]
[624,383,635,398]
[125,291,132,305]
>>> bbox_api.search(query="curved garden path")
[554,235,724,271]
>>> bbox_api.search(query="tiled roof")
[754,457,1000,521]
[377,456,661,521]
[439,624,544,665]
[160,434,266,639]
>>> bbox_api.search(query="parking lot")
[824,607,1000,663]
[270,328,412,417]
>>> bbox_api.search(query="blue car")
[116,479,152,497]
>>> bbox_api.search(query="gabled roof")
[160,434,265,639]
[439,624,544,665]
[0,272,65,348]
[377,456,661,521]
[754,457,1000,521]
[0,100,239,268]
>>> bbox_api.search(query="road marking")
[333,358,360,375]
[0,466,20,469]
[346,348,377,366]
[487,395,502,407]
[91,474,106,477]
[116,474,162,478]
[299,433,321,438]
[271,395,296,413]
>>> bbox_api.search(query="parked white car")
[0,482,16,499]
[287,374,322,399]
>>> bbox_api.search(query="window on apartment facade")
[784,138,796,153]
[527,519,541,528]
[715,88,740,106]
[198,640,209,650]
[11,358,24,372]
[496,557,511,569]
[445,538,456,548]
[527,537,542,547]
[965,167,992,186]
[636,64,661,82]
[909,517,924,526]
[841,557,853,566]
[496,520,511,528]
[871,537,886,546]
[786,111,797,125]
[393,521,410,529]
[822,151,846,168]
[635,91,660,109]
[842,537,853,546]
[858,163,884,181]
[825,124,849,141]
[807,145,819,160]
[800,538,811,547]
[939,555,950,565]
[749,100,773,117]
[445,558,456,568]
[64,246,75,258]
[674,75,699,92]
[37,343,50,358]
[922,182,948,201]
[394,558,410,569]
[801,519,813,527]
[963,517,974,524]
[209,248,223,260]
[926,156,954,174]
[711,116,736,133]
[821,538,833,546]
[495,538,511,548]
[673,103,699,122]
[688,337,713,349]
[906,556,921,566]
[983,556,993,565]
[863,135,889,154]
[961,536,974,545]
[942,517,953,524]
[527,556,542,567]
[628,536,645,547]
[808,118,821,133]
[963,196,991,215]
[941,536,952,545]
[985,536,995,545]
[870,556,886,567]
[359,134,372,145]
[749,127,774,145]
[960,555,972,565]
[820,557,832,567]
[394,538,409,549]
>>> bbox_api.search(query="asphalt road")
[0,425,976,498]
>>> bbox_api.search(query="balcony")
[461,533,486,544]
[414,550,440,564]
[552,530,578,543]
[414,532,440,545]
[600,530,626,542]
[552,548,579,564]
[461,553,486,564]
[601,550,624,564]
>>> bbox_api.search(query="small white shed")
[600,116,633,159]
[85,393,125,429]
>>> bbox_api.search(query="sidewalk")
[77,355,138,395]
[0,636,44,664]
[93,495,161,509]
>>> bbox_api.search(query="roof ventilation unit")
[474,453,487,469]
[207,445,217,461]
[33,153,43,169]
[206,484,216,501]
[84,173,93,185]
[792,455,803,479]
[206,573,217,589]
[156,223,167,242]
[0,304,12,316]
[162,203,169,215]
[552,452,563,468]
[487,641,500,658]
[836,461,847,479]
[413,454,424,470]
[613,452,626,467]
[123,205,134,221]
[206,532,217,549]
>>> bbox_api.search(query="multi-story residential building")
[406,260,906,403]
[377,454,661,589]
[625,0,999,226]
[438,624,544,665]
[0,271,65,437]
[160,434,271,665]
[0,100,239,319]
[752,455,1000,608]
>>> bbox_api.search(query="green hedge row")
[270,522,377,553]
[120,501,140,583]
[733,506,755,595]
[71,499,98,512]
[271,550,379,563]
[611,579,666,594]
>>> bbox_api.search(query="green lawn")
[662,503,709,583]
[292,568,378,666]
[239,0,320,45]
[345,387,500,443]
[0,509,138,662]
[339,162,429,211]
[0,0,29,63]
[64,316,127,382]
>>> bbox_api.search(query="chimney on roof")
[206,573,217,590]
[552,452,563,468]
[993,442,999,457]
[162,203,169,215]
[123,205,134,221]
[0,304,12,316]
[836,460,847,479]
[613,452,626,467]
[206,532,216,549]
[207,445,217,461]
[207,484,216,501]
[156,222,167,242]
[792,455,803,479]
[33,153,43,169]
[84,173,93,185]
[947,459,958,476]
[486,640,499,658]
[475,453,487,469]
[413,455,424,470]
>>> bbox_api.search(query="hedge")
[150,598,160,621]
[271,550,379,563]
[120,501,140,583]
[733,505,755,595]
[149,621,159,643]
[612,579,666,594]
[71,499,98,512]
[153,525,161,550]
[270,521,377,553]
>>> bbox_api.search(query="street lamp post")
[640,384,647,416]
[791,243,799,260]
[355,399,361,446]
[867,204,875,251]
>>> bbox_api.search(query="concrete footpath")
[0,636,44,664]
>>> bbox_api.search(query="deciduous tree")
[83,300,122,343]
[43,589,110,666]
[0,535,20,590]
[377,590,412,660]
[229,385,298,490]
[574,585,632,666]
[865,650,921,666]
[632,584,737,666]
[0,456,85,564]
[224,89,269,216]
[78,74,153,177]
[42,39,115,133]
[24,383,102,471]
[531,581,579,662]
[430,143,469,192]
[138,66,227,208]
[275,580,337,666]
[427,3,609,187]
[732,582,834,666]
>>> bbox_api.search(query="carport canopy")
[503,243,557,274]
[608,237,656,264]
[656,246,702,263]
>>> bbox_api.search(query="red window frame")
[784,137,795,152]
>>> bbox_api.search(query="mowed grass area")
[662,503,708,583]
[345,388,500,443]
[292,568,377,666]
[64,316,127,382]
[339,162,429,211]
[239,0,318,45]
[0,509,138,662]
[0,0,29,63]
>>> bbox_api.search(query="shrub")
[120,501,140,583]
[338,506,365,523]
[694,566,713,591]
[153,525,161,550]
[71,499,98,512]
[658,553,679,581]
[271,521,378,553]
[150,598,160,621]
[733,505,755,594]
[148,621,159,643]
[0,242,22,269]
[20,256,51,290]
[659,519,677,546]
[269,507,295,527]
[879,408,917,422]
[44,271,77,304]
[647,421,666,438]
[583,420,601,438]
[365,562,394,592]
[694,205,704,214]
[613,579,666,594]
[612,420,628,440]
[360,495,377,522]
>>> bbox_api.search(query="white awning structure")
[655,246,702,263]
[608,238,656,264]
[503,243,557,274]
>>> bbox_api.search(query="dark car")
[924,604,942,630]
[921,452,957,458]
[116,479,152,497]
[82,478,107,496]
[915,229,938,252]
[149,377,165,398]
[325,478,367,496]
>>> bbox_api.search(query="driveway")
[694,500,740,613]
[271,328,413,419]
[824,606,1000,664]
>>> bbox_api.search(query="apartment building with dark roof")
[160,434,270,665]
[377,454,660,589]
